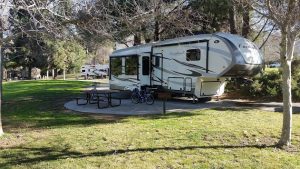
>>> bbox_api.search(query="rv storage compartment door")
[168,77,184,91]
[200,81,221,96]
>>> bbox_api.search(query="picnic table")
[76,89,122,108]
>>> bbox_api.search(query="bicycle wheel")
[131,94,139,104]
[146,95,154,105]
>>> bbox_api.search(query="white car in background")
[269,62,281,68]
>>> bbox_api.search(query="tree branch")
[259,24,275,49]
[252,18,269,42]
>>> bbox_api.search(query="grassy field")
[1,80,300,168]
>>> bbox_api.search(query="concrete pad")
[64,99,238,115]
[64,98,300,115]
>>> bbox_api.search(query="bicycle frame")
[132,88,152,103]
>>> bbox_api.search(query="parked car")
[269,62,281,68]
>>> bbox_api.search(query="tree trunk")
[133,33,141,46]
[54,69,58,79]
[278,32,294,147]
[279,60,293,146]
[0,25,3,136]
[28,66,32,80]
[63,68,66,80]
[46,70,49,80]
[242,6,250,38]
[0,45,3,136]
[154,20,160,41]
[229,4,237,34]
[52,69,55,79]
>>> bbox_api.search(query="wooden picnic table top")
[82,89,121,94]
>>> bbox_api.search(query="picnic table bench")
[76,89,122,108]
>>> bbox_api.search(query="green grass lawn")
[265,67,280,73]
[1,80,300,168]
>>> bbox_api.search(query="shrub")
[251,70,282,98]
[226,69,282,99]
[226,63,300,101]
[292,60,300,100]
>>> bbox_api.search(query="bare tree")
[229,2,238,34]
[0,0,75,136]
[241,3,250,38]
[253,0,300,147]
[76,0,203,45]
[0,0,10,136]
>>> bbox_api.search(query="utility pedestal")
[157,92,171,115]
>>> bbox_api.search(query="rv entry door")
[139,55,150,86]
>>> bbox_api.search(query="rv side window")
[186,49,201,61]
[110,58,122,76]
[82,70,85,72]
[125,56,138,75]
[142,56,150,75]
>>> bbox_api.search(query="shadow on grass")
[2,100,125,133]
[210,107,254,112]
[4,106,126,130]
[138,111,201,120]
[234,102,300,114]
[274,107,300,114]
[0,144,276,167]
[3,80,92,102]
[210,105,300,114]
[3,116,124,133]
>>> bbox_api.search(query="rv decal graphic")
[153,67,179,76]
[173,69,203,77]
[197,46,231,62]
[151,79,161,83]
[173,59,214,73]
[152,55,172,60]
[113,76,138,83]
[162,57,172,61]
[153,66,202,77]
[153,75,166,84]
[210,48,231,61]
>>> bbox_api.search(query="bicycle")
[131,87,155,105]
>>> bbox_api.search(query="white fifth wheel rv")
[109,33,263,99]
[81,64,109,79]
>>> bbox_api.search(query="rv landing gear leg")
[193,95,198,104]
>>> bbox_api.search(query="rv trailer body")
[109,33,263,98]
[81,64,109,78]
